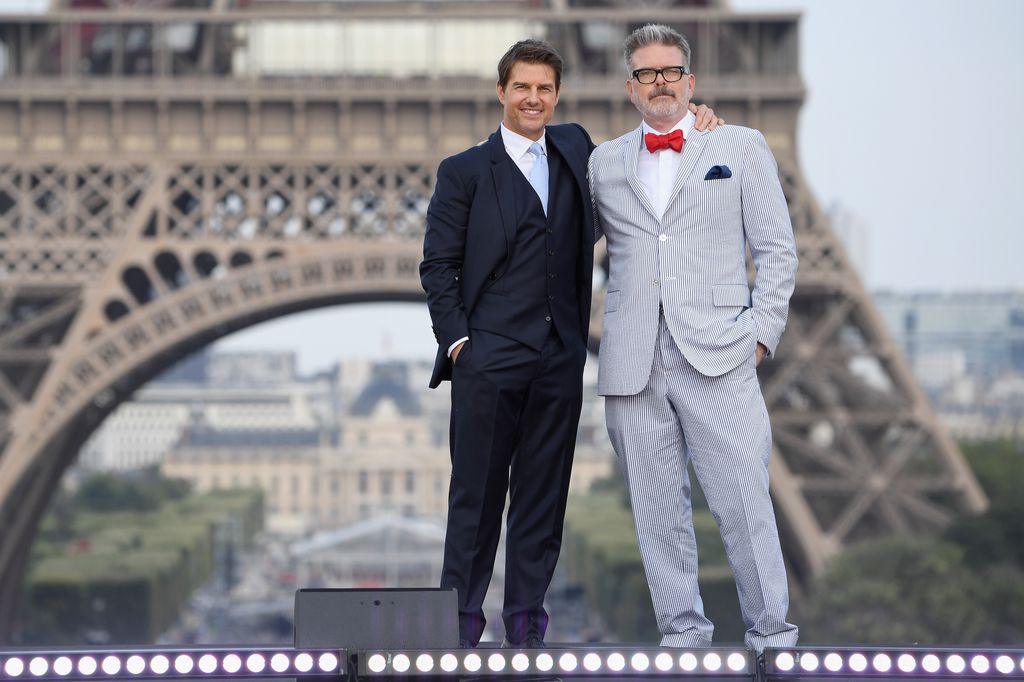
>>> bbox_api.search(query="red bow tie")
[645,129,684,153]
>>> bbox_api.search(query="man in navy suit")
[420,39,717,648]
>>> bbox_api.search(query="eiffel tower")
[0,0,985,638]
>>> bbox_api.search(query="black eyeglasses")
[631,66,689,84]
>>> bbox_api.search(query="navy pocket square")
[704,165,732,180]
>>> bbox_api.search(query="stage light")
[439,654,458,673]
[631,652,650,672]
[535,653,553,672]
[766,647,1024,679]
[391,654,410,673]
[316,652,338,672]
[824,653,843,672]
[463,653,481,673]
[28,659,48,677]
[221,654,241,674]
[487,654,506,673]
[100,657,120,676]
[244,654,264,674]
[680,652,699,672]
[416,654,434,673]
[512,654,530,672]
[655,652,674,672]
[52,659,72,677]
[607,652,626,672]
[704,652,723,672]
[174,655,194,675]
[559,653,578,673]
[149,656,169,675]
[728,652,748,672]
[197,655,217,675]
[583,653,602,672]
[77,658,96,676]
[4,659,24,678]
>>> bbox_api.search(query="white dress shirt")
[637,111,695,220]
[448,124,548,357]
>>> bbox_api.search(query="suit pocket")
[712,284,752,308]
[605,289,621,313]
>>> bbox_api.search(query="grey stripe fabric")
[589,124,797,394]
[606,316,798,652]
[590,123,799,653]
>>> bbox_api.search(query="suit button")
[549,273,556,279]
[549,295,555,300]
[547,228,553,234]
[545,316,552,322]
[548,250,556,256]
[659,234,668,242]
[653,279,660,286]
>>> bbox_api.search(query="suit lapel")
[545,127,590,222]
[488,130,518,248]
[663,128,711,217]
[623,126,660,228]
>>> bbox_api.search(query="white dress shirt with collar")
[637,110,695,220]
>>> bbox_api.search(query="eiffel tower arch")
[0,0,985,637]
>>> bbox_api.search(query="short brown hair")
[497,39,563,91]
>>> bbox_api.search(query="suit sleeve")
[741,130,798,357]
[420,157,472,351]
[587,147,605,244]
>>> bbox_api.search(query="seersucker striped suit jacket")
[589,123,797,396]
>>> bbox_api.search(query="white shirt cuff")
[447,336,469,357]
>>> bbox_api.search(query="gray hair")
[623,23,692,74]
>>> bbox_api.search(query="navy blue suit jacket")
[420,124,596,388]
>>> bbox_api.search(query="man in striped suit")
[588,24,800,653]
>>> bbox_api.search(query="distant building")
[873,291,1024,440]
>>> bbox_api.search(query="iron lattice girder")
[0,0,986,639]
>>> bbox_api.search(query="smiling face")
[497,60,559,141]
[626,43,695,132]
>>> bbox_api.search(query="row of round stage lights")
[362,649,752,676]
[769,650,1024,677]
[0,650,342,680]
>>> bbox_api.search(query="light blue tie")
[527,142,549,215]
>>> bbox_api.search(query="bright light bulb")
[922,654,941,673]
[416,654,434,673]
[391,655,410,673]
[728,653,748,672]
[174,655,194,674]
[872,653,892,673]
[946,655,966,674]
[439,654,458,673]
[631,653,650,672]
[800,653,819,672]
[53,658,73,677]
[511,654,530,672]
[317,653,338,672]
[198,655,217,674]
[607,653,626,672]
[679,652,699,672]
[775,652,795,672]
[848,653,868,673]
[971,655,990,674]
[101,656,121,675]
[897,654,917,673]
[487,654,506,672]
[244,651,266,671]
[824,653,843,672]
[558,654,578,672]
[655,653,673,671]
[222,655,241,674]
[366,655,386,674]
[78,657,98,676]
[28,658,48,677]
[5,658,25,677]
[293,654,313,673]
[463,654,481,673]
[535,653,553,672]
[995,655,1014,674]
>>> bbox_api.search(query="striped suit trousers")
[605,314,799,653]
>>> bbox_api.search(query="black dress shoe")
[501,636,547,649]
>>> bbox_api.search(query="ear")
[625,78,635,98]
[496,81,506,106]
